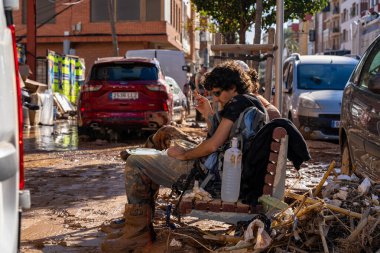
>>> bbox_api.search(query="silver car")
[165,76,188,124]
[282,54,358,140]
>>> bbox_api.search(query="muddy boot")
[100,217,126,234]
[106,184,159,238]
[101,204,154,253]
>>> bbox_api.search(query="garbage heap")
[152,167,379,253]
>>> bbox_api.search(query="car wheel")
[341,140,352,175]
[78,126,90,136]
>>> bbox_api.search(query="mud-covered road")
[20,119,341,253]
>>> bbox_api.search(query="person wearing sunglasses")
[101,61,267,253]
[168,60,266,160]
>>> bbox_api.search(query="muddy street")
[20,119,340,253]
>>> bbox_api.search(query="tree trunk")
[224,32,237,44]
[239,29,246,44]
[252,0,263,70]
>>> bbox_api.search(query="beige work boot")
[105,189,158,238]
[100,203,130,234]
[101,204,154,253]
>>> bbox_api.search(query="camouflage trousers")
[124,153,194,204]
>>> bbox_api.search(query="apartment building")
[292,0,380,56]
[14,0,198,75]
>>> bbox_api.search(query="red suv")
[78,57,173,133]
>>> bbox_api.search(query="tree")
[284,27,300,55]
[192,0,328,44]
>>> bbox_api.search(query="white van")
[126,49,189,90]
[0,1,30,252]
[282,54,358,140]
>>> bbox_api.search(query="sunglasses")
[212,90,222,97]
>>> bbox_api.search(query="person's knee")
[125,156,140,174]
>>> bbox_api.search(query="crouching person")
[101,61,267,253]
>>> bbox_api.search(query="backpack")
[229,105,267,155]
[199,103,268,189]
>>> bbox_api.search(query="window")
[283,61,289,83]
[91,63,158,81]
[118,0,140,21]
[359,41,380,89]
[91,0,140,22]
[297,63,357,90]
[90,0,109,22]
[287,63,294,90]
[22,0,56,25]
[342,29,347,42]
[146,0,161,21]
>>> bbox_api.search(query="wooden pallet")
[178,127,289,223]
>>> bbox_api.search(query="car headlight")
[299,97,320,109]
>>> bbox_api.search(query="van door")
[282,61,294,119]
[353,39,380,181]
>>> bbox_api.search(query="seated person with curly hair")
[100,61,267,253]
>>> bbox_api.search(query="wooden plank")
[211,44,275,53]
[272,134,289,200]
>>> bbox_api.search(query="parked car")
[340,35,380,182]
[0,0,31,252]
[282,54,358,140]
[78,57,174,133]
[126,49,190,90]
[165,76,187,123]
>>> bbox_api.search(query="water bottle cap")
[231,137,238,148]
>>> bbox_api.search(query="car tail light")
[9,24,24,190]
[163,102,169,112]
[82,84,103,92]
[146,84,167,92]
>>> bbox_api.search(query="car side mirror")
[368,74,380,94]
[182,65,190,72]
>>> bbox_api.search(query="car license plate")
[331,120,341,128]
[112,92,138,100]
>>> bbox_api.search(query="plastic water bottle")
[221,137,242,202]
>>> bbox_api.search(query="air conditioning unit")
[72,22,82,32]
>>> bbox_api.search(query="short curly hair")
[203,61,252,94]
[247,68,260,93]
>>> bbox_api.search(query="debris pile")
[153,162,379,252]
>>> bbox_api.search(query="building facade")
[14,0,199,76]
[290,0,380,56]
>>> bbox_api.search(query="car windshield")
[297,63,356,90]
[91,62,158,81]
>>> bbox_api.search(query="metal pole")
[274,0,284,113]
[26,0,36,80]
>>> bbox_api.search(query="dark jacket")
[240,118,311,205]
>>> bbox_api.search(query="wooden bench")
[178,127,289,224]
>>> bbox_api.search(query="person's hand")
[147,125,196,150]
[167,145,186,160]
[194,90,212,117]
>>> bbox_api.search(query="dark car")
[340,35,380,182]
[78,57,174,133]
